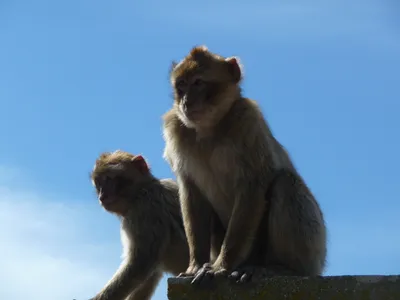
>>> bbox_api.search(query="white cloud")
[0,167,122,300]
[0,165,22,183]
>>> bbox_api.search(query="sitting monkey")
[89,150,189,300]
[162,46,327,284]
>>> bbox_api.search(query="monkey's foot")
[228,265,274,283]
[191,263,228,285]
[178,264,201,278]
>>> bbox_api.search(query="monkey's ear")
[169,61,178,75]
[190,45,209,60]
[190,45,208,56]
[132,155,150,174]
[225,56,242,83]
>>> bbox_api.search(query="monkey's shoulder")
[230,97,266,125]
[159,178,178,189]
[122,181,181,233]
[221,97,271,144]
[159,178,179,201]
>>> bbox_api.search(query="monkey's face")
[91,151,150,216]
[92,169,134,215]
[171,46,242,129]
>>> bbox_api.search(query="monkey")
[162,45,327,285]
[88,150,189,300]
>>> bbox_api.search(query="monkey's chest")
[184,146,238,227]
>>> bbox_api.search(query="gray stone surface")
[168,275,400,300]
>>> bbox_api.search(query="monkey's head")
[90,150,151,216]
[170,45,243,129]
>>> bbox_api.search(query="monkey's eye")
[114,175,131,191]
[175,79,186,95]
[94,175,112,193]
[193,78,205,87]
[97,175,110,187]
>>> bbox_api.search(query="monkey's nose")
[99,192,113,204]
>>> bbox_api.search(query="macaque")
[89,150,189,300]
[162,46,327,284]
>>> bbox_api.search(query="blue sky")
[0,0,399,299]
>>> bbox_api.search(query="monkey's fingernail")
[240,274,250,283]
[192,272,205,284]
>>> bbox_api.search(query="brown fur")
[89,150,189,299]
[162,46,327,283]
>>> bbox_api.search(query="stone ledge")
[168,275,400,300]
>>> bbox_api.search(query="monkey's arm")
[91,217,169,300]
[213,178,267,272]
[178,175,214,275]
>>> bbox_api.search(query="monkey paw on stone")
[190,263,228,285]
[228,265,276,283]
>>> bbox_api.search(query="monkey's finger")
[191,269,208,284]
[202,262,213,268]
[214,268,228,278]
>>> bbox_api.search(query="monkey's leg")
[192,182,268,285]
[125,271,162,300]
[192,215,227,285]
[227,202,276,283]
[210,215,226,263]
[177,176,214,278]
[228,170,321,283]
[265,170,327,276]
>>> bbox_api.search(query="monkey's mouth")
[99,197,118,206]
[180,103,204,119]
[185,108,207,121]
[186,112,203,121]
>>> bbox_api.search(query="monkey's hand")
[190,262,228,285]
[228,265,274,283]
[229,264,297,283]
